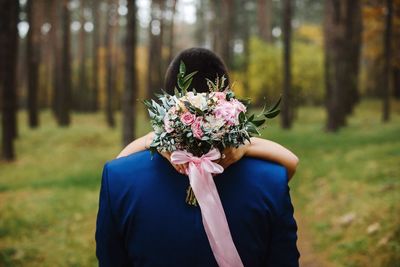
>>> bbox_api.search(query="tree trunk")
[40,0,53,109]
[91,0,99,111]
[58,0,71,126]
[392,0,400,99]
[257,0,272,42]
[167,0,177,64]
[195,0,207,47]
[27,0,40,128]
[382,0,393,122]
[211,0,234,68]
[0,0,19,160]
[344,0,362,116]
[240,0,251,96]
[147,0,164,98]
[281,0,293,129]
[324,0,362,132]
[122,0,138,146]
[393,67,400,99]
[105,0,117,127]
[76,0,88,111]
[50,0,61,120]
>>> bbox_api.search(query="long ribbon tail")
[188,163,244,267]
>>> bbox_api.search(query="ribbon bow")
[171,149,244,267]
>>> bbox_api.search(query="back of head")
[164,48,230,94]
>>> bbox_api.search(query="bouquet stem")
[185,185,198,206]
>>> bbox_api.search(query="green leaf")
[246,123,260,135]
[264,109,280,118]
[268,95,282,112]
[178,78,185,91]
[239,112,246,124]
[179,61,186,75]
[252,119,266,127]
[248,114,255,122]
[182,71,198,84]
[183,78,193,92]
[193,107,204,116]
[206,78,217,91]
[174,87,180,97]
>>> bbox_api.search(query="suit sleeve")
[266,180,300,266]
[95,163,130,267]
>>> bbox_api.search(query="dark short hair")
[164,48,230,94]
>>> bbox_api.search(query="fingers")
[218,159,232,170]
[173,163,187,175]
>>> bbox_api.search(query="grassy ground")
[0,99,399,267]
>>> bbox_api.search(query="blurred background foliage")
[0,0,399,266]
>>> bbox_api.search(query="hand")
[144,132,155,149]
[217,144,249,169]
[158,150,188,175]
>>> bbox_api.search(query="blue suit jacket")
[95,150,299,267]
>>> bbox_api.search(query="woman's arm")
[218,137,299,181]
[116,132,188,174]
[246,137,299,180]
[116,132,154,158]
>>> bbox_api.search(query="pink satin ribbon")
[171,149,244,267]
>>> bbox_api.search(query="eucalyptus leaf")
[268,95,282,112]
[179,61,186,75]
[183,71,198,84]
[252,119,266,127]
[264,109,280,119]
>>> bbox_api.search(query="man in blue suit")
[96,48,299,266]
[96,151,299,266]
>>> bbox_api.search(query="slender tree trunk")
[220,0,234,69]
[324,0,362,132]
[27,0,40,128]
[50,0,61,120]
[91,0,99,111]
[393,67,400,99]
[105,0,117,127]
[147,0,164,97]
[195,0,206,47]
[77,0,88,111]
[211,1,221,54]
[0,0,19,160]
[58,0,71,126]
[382,0,393,122]
[257,0,272,42]
[241,0,251,96]
[281,0,293,129]
[211,0,234,68]
[167,0,177,64]
[122,0,138,146]
[344,0,362,116]
[41,0,53,109]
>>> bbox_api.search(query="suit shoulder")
[238,157,291,216]
[103,150,164,185]
[240,157,289,188]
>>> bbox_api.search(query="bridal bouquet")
[144,61,281,157]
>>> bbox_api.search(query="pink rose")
[212,92,226,101]
[191,117,204,139]
[163,115,174,133]
[213,99,247,126]
[232,99,246,113]
[213,101,238,125]
[180,112,196,125]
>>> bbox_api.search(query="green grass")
[0,99,399,267]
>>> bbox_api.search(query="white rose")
[188,93,208,110]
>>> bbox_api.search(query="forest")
[0,0,399,266]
